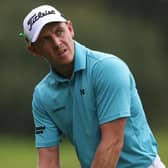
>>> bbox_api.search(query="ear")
[67,20,75,38]
[27,45,41,57]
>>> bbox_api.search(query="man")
[20,4,166,168]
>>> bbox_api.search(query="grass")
[0,131,167,168]
[0,135,80,168]
[154,130,168,166]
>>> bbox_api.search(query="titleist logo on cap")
[27,10,56,31]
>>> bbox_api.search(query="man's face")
[31,21,75,66]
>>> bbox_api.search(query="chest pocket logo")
[80,88,85,95]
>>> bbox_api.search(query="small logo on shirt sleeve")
[35,126,45,134]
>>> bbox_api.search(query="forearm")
[91,118,126,168]
[38,158,60,168]
[38,146,60,168]
[91,139,123,168]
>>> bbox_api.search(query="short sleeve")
[32,87,62,147]
[93,57,131,125]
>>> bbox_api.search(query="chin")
[59,58,73,65]
[64,60,73,65]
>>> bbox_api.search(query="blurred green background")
[0,0,167,167]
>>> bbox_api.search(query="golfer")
[21,4,166,168]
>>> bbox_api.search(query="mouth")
[57,49,67,57]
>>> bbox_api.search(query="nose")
[51,34,61,48]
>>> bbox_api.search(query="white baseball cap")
[21,5,67,43]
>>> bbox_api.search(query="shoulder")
[85,45,128,69]
[86,49,130,77]
[33,72,54,102]
[87,51,133,90]
[34,73,49,90]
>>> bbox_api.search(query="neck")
[52,62,74,79]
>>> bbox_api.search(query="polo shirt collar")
[74,41,87,72]
[49,41,87,84]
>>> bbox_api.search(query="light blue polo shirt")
[32,41,158,168]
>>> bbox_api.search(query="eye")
[36,36,50,47]
[55,28,64,37]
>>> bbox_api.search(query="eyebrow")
[37,22,67,41]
